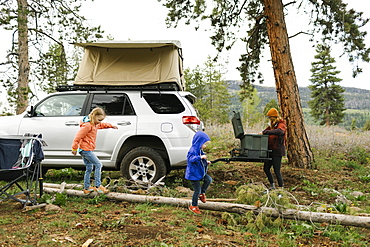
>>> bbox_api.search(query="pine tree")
[308,44,346,126]
[241,88,263,127]
[263,99,280,116]
[0,0,103,114]
[185,57,231,125]
[160,0,369,168]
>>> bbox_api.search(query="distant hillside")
[226,80,370,129]
[226,80,370,110]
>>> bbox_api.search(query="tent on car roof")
[73,40,184,90]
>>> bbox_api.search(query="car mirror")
[27,106,35,117]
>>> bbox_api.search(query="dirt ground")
[0,161,369,246]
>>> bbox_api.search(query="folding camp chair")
[0,134,45,208]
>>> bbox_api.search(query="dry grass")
[205,122,370,158]
[307,125,370,153]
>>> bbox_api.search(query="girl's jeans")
[80,150,103,189]
[190,174,212,206]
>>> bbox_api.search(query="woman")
[260,108,286,190]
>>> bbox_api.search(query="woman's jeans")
[263,155,283,187]
[80,150,103,189]
[190,174,212,206]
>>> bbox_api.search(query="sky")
[0,0,369,104]
[77,0,370,90]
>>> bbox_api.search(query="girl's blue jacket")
[185,131,211,181]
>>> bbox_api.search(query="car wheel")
[120,147,167,184]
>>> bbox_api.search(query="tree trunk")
[263,0,314,168]
[43,185,370,229]
[16,0,30,114]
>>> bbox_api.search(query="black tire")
[120,147,167,184]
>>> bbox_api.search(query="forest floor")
[0,159,369,246]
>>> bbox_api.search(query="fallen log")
[44,182,82,189]
[43,186,370,229]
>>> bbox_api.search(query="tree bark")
[262,0,314,168]
[16,0,30,114]
[43,185,370,229]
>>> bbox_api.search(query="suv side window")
[90,94,135,115]
[35,94,86,116]
[143,93,185,114]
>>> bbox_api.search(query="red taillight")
[182,116,200,125]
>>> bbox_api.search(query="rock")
[349,206,362,214]
[350,191,364,197]
[175,186,192,196]
[335,195,352,205]
[45,204,62,212]
[224,180,239,185]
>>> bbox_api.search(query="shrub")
[363,120,370,131]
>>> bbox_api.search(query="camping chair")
[0,134,45,208]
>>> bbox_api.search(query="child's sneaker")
[83,187,96,195]
[96,185,109,194]
[199,193,207,203]
[189,205,201,214]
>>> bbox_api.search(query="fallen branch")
[24,203,47,211]
[182,197,237,202]
[43,186,370,229]
[43,182,83,189]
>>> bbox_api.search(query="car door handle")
[65,121,79,126]
[117,121,131,126]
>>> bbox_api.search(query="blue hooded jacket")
[185,131,211,181]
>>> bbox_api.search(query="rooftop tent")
[73,40,184,90]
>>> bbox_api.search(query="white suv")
[0,83,202,183]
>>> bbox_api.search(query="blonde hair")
[89,107,106,125]
[269,116,283,128]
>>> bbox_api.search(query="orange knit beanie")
[266,108,279,117]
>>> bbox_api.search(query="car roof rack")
[56,82,181,92]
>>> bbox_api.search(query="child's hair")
[89,107,106,125]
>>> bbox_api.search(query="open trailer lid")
[72,40,184,90]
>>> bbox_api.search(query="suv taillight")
[182,116,203,132]
[182,116,200,125]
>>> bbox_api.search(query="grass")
[1,124,370,246]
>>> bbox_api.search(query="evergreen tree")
[184,66,204,98]
[263,99,280,116]
[241,87,263,127]
[185,57,231,125]
[160,0,369,168]
[308,44,346,126]
[0,1,103,113]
